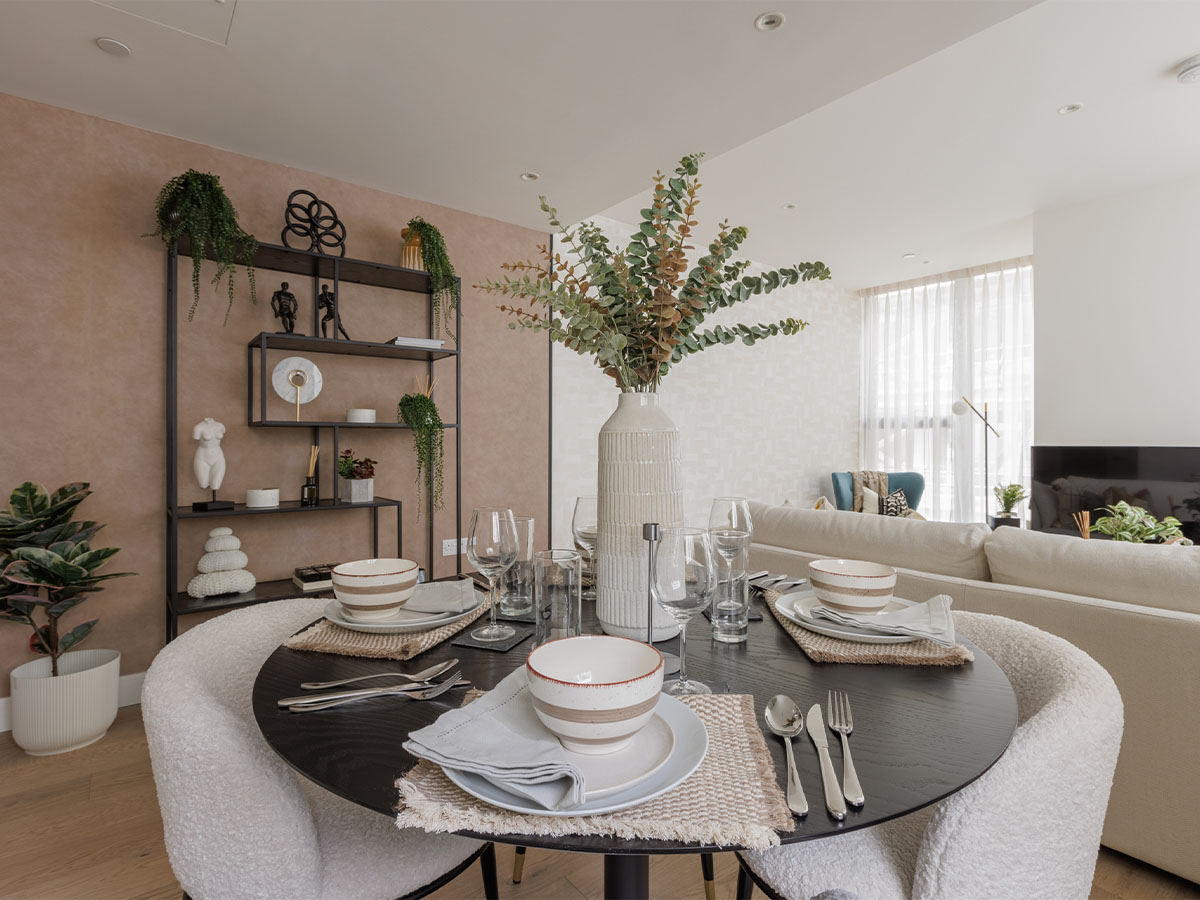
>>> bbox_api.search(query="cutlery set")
[279,659,470,713]
[749,572,807,594]
[763,690,863,820]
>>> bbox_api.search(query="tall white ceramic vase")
[596,393,682,641]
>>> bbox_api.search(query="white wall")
[551,218,862,547]
[1033,173,1200,446]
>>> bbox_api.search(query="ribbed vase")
[596,393,682,641]
[10,648,120,756]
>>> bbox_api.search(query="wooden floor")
[1,706,1195,900]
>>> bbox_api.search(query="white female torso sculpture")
[192,417,227,491]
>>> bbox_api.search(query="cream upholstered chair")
[142,597,496,900]
[736,612,1123,900]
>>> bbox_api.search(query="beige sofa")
[748,501,1200,884]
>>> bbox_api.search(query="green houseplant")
[1,482,135,754]
[338,450,377,504]
[993,484,1028,516]
[147,169,258,323]
[403,217,458,339]
[1092,501,1191,544]
[397,389,445,521]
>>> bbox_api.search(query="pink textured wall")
[0,93,550,692]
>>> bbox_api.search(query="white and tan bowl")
[807,558,898,614]
[526,635,664,755]
[331,558,419,620]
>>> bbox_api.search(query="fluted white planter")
[10,648,121,756]
[596,393,682,641]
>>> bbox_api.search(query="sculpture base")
[192,500,235,512]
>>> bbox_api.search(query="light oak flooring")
[1,706,1195,900]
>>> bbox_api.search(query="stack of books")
[292,564,337,593]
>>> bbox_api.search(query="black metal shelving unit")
[165,237,462,641]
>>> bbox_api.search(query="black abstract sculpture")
[318,284,350,339]
[271,282,299,333]
[281,189,346,256]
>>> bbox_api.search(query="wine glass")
[572,496,599,601]
[467,507,519,642]
[653,527,715,696]
[709,498,753,611]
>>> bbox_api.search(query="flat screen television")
[1031,446,1200,542]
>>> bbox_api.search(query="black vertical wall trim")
[547,233,554,549]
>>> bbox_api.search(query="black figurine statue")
[317,284,350,339]
[271,282,299,334]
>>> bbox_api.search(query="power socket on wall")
[441,538,469,557]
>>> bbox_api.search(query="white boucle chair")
[736,612,1123,900]
[142,597,496,900]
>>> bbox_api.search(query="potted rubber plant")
[338,451,377,504]
[397,380,445,521]
[989,484,1028,529]
[1,482,134,755]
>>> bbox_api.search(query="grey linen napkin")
[400,579,476,615]
[402,667,586,810]
[811,594,957,647]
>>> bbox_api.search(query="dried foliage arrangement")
[476,153,830,392]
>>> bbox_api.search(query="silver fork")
[828,691,865,807]
[289,671,465,712]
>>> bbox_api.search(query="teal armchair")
[831,472,925,512]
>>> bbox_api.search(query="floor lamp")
[953,396,999,520]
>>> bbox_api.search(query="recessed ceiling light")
[519,172,540,182]
[922,260,931,265]
[1176,54,1200,84]
[902,253,916,260]
[754,12,785,31]
[782,203,796,210]
[95,37,131,57]
[1057,103,1082,115]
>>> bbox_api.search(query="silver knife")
[807,704,847,820]
[278,676,462,707]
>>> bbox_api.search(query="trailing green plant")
[476,152,830,392]
[146,169,258,323]
[1091,500,1191,544]
[397,392,445,521]
[0,482,134,676]
[993,483,1029,516]
[338,451,376,480]
[404,217,458,340]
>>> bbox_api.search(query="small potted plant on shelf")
[1,481,135,755]
[401,217,458,340]
[990,483,1029,529]
[338,451,377,504]
[1092,501,1192,545]
[397,377,445,521]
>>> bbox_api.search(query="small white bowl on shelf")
[807,558,897,614]
[346,408,377,423]
[331,558,419,620]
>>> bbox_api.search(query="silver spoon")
[765,694,808,817]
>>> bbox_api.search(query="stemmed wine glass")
[653,527,716,696]
[467,507,519,642]
[572,496,598,601]
[708,497,752,611]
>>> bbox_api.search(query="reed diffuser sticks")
[1073,510,1091,539]
[307,444,320,478]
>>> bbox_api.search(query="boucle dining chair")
[736,612,1123,900]
[142,597,497,900]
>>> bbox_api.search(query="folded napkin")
[402,667,585,810]
[811,594,957,648]
[401,579,476,615]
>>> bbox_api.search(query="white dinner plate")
[570,713,675,799]
[442,693,708,816]
[323,586,484,635]
[776,590,921,644]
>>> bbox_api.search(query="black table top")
[252,593,1017,855]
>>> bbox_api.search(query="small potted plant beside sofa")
[990,484,1028,529]
[338,451,377,504]
[1,482,134,755]
[1092,500,1193,545]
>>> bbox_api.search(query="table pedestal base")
[604,854,649,900]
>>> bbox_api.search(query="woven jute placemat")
[764,590,973,666]
[283,595,493,662]
[395,693,793,849]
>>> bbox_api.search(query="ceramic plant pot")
[341,477,374,504]
[10,649,121,756]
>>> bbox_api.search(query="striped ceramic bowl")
[526,635,664,755]
[331,558,419,620]
[807,558,897,614]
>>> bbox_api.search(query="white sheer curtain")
[860,258,1034,522]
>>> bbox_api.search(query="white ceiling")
[1,1,1196,289]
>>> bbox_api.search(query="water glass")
[533,550,582,647]
[500,515,535,616]
[710,531,750,643]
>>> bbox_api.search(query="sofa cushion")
[749,501,991,580]
[984,526,1200,615]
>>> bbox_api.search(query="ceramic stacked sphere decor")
[187,527,256,598]
[596,393,682,641]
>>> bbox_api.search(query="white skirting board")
[0,671,145,733]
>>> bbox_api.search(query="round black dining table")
[253,592,1017,900]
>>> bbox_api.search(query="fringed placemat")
[395,693,793,849]
[765,590,973,666]
[284,596,492,662]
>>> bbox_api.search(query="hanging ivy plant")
[146,169,258,323]
[397,392,445,520]
[403,217,458,339]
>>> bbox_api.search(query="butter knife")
[807,704,847,820]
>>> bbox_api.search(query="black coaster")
[496,610,536,624]
[451,623,534,653]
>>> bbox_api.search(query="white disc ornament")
[271,356,323,420]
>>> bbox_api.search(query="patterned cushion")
[881,489,909,517]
